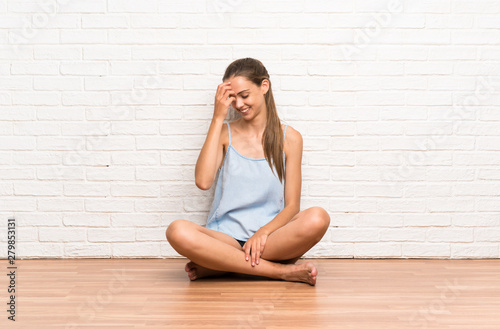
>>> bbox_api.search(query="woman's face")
[224,75,269,120]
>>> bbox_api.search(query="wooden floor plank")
[1,258,499,328]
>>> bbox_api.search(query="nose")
[234,96,245,110]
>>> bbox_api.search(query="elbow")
[195,178,212,191]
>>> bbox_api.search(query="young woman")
[166,58,330,286]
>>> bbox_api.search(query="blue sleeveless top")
[205,122,288,241]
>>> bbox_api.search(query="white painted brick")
[86,107,134,121]
[18,243,62,258]
[111,184,159,197]
[356,152,402,165]
[380,228,426,242]
[451,244,499,258]
[65,244,112,257]
[477,198,500,211]
[37,107,84,120]
[427,198,475,212]
[454,152,500,165]
[331,228,379,242]
[132,46,182,60]
[453,214,499,227]
[357,214,403,227]
[112,152,159,165]
[61,122,110,136]
[0,136,35,150]
[38,198,84,212]
[63,213,110,227]
[478,137,500,151]
[85,199,135,213]
[64,183,110,197]
[86,167,135,181]
[0,197,36,211]
[454,182,500,196]
[159,0,206,13]
[82,14,128,28]
[14,152,60,165]
[0,183,12,196]
[136,228,166,241]
[135,167,184,181]
[426,14,474,28]
[39,227,87,242]
[329,199,377,213]
[12,92,60,106]
[304,0,352,13]
[453,1,500,14]
[109,0,156,13]
[354,243,401,257]
[60,61,108,76]
[11,62,59,75]
[34,77,82,91]
[83,46,131,60]
[405,183,452,197]
[378,199,426,213]
[331,137,379,151]
[110,30,206,44]
[34,46,82,60]
[88,228,135,242]
[428,46,476,60]
[159,121,208,135]
[1,4,499,259]
[426,168,474,181]
[58,0,106,13]
[357,62,404,75]
[308,152,355,166]
[37,137,84,151]
[14,182,62,196]
[135,199,183,212]
[113,242,160,257]
[136,136,182,150]
[308,183,354,197]
[86,136,134,150]
[112,213,161,227]
[302,166,330,181]
[19,212,62,226]
[37,167,84,180]
[0,77,33,91]
[60,30,107,44]
[427,227,474,242]
[403,244,450,258]
[479,47,500,61]
[475,228,500,242]
[160,151,199,165]
[280,14,328,28]
[356,184,404,197]
[232,47,281,61]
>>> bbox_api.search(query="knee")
[305,207,330,236]
[165,219,191,247]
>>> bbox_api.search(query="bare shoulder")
[282,124,303,158]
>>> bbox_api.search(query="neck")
[239,106,268,137]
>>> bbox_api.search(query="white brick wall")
[1,0,499,259]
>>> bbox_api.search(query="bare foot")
[281,262,318,286]
[185,261,228,281]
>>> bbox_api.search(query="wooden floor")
[2,258,499,329]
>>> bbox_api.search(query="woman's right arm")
[195,81,235,190]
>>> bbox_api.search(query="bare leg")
[166,220,317,285]
[261,207,330,262]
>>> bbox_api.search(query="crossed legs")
[165,207,330,285]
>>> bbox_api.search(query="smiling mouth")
[239,108,249,113]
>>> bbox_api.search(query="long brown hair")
[222,58,285,184]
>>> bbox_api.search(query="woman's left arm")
[243,127,303,266]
